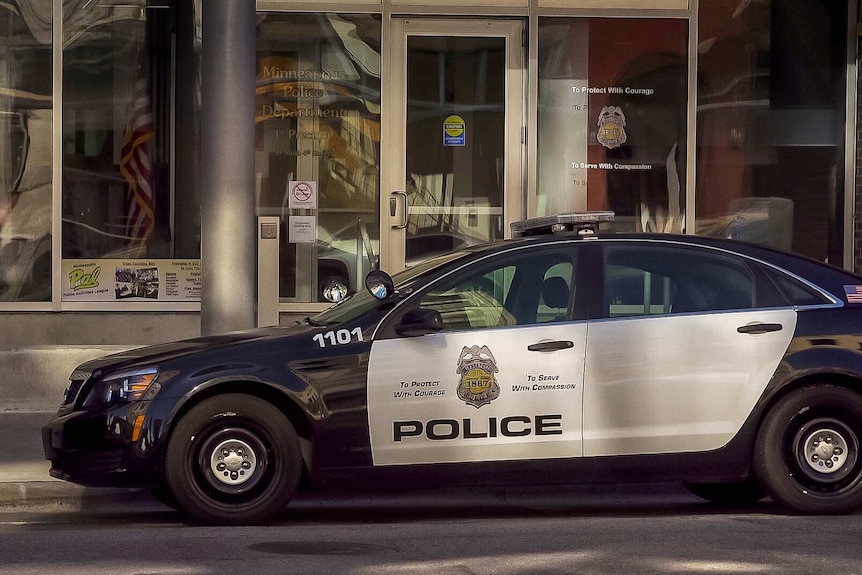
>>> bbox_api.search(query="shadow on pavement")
[0,484,790,528]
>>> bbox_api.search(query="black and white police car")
[43,212,862,524]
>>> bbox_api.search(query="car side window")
[604,243,757,318]
[419,249,576,331]
[760,265,834,307]
[536,262,574,324]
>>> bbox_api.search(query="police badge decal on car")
[456,345,500,408]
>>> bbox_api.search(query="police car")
[43,212,862,524]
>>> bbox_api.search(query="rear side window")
[761,266,833,307]
[603,243,759,318]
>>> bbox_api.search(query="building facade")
[0,0,857,360]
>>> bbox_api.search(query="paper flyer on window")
[61,259,202,302]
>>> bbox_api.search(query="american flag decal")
[120,78,155,241]
[843,285,862,303]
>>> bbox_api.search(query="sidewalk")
[0,410,150,511]
[0,346,142,510]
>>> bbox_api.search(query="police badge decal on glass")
[596,106,627,149]
[456,345,500,408]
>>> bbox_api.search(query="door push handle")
[737,323,783,334]
[527,340,574,352]
[390,191,409,229]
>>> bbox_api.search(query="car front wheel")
[754,384,862,514]
[165,393,302,525]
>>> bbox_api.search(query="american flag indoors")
[120,78,155,242]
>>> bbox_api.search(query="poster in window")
[61,260,201,302]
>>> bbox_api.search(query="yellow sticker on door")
[443,115,466,146]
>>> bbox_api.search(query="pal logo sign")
[443,115,466,147]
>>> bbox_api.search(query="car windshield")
[311,251,470,326]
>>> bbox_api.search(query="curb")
[0,480,697,515]
[0,481,152,511]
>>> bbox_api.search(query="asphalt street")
[2,486,862,575]
[3,410,862,575]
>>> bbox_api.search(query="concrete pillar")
[200,0,256,335]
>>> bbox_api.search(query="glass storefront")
[0,1,52,302]
[537,17,689,233]
[0,0,856,314]
[61,0,202,304]
[694,1,847,264]
[255,13,381,304]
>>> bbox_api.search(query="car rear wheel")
[754,384,862,514]
[685,478,765,505]
[165,393,302,525]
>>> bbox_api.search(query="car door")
[583,240,797,457]
[367,245,586,466]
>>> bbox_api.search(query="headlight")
[83,367,159,406]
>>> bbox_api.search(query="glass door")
[382,19,524,273]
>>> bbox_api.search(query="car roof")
[451,229,862,289]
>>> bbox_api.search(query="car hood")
[74,324,319,376]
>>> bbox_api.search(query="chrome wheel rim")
[195,424,272,498]
[791,417,860,486]
[801,427,848,475]
[209,438,257,486]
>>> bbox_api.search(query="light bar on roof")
[510,211,615,238]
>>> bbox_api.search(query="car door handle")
[527,340,574,352]
[737,323,783,334]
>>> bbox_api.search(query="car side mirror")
[365,269,395,300]
[395,308,444,337]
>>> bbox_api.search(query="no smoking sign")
[288,180,318,209]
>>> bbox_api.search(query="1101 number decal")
[312,327,363,348]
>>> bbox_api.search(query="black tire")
[754,384,862,515]
[685,479,765,505]
[165,393,302,525]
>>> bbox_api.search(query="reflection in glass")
[538,18,688,234]
[62,0,197,262]
[0,1,53,301]
[405,36,506,266]
[604,244,756,318]
[256,13,381,303]
[695,1,847,263]
[420,250,575,330]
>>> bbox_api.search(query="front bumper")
[42,401,166,488]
